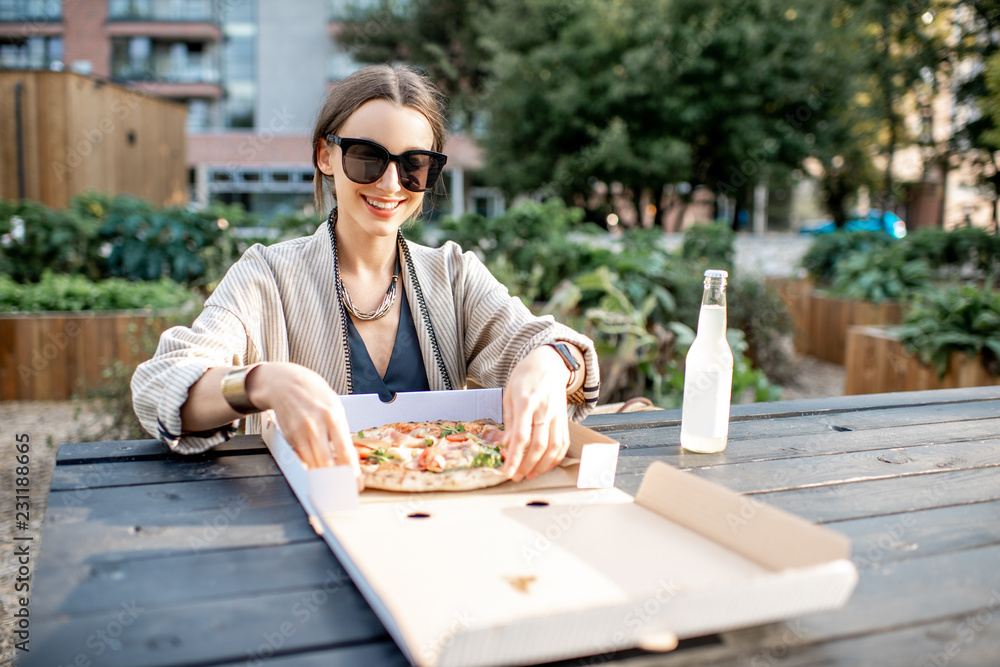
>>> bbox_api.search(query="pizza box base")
[260,389,859,667]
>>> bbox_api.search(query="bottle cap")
[704,269,728,278]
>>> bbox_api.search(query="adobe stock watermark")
[578,577,681,665]
[924,589,1000,667]
[222,106,295,170]
[520,469,616,565]
[421,609,476,665]
[243,568,352,666]
[747,618,808,667]
[53,599,146,667]
[50,88,148,182]
[188,475,272,551]
[17,319,81,386]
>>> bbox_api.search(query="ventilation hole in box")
[526,500,549,507]
[406,512,431,519]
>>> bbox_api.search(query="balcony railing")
[108,0,217,22]
[113,57,219,84]
[0,0,62,22]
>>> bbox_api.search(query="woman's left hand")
[501,346,572,482]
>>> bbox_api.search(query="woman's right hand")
[245,362,362,488]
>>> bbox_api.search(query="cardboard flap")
[635,461,851,570]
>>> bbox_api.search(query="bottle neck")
[702,277,727,308]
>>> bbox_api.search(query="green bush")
[99,195,234,286]
[828,244,931,302]
[0,198,104,282]
[0,272,199,312]
[679,221,735,271]
[800,230,894,285]
[437,198,604,303]
[900,226,1000,278]
[897,283,1000,378]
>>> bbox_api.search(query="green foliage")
[679,222,735,272]
[0,198,104,282]
[0,193,240,288]
[0,272,199,313]
[99,196,232,286]
[437,198,603,302]
[659,325,783,408]
[900,226,1000,278]
[800,230,895,285]
[829,245,932,302]
[898,283,1000,378]
[729,278,797,384]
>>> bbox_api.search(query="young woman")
[131,64,599,489]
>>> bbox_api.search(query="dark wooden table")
[25,386,1000,667]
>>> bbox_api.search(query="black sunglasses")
[326,134,448,193]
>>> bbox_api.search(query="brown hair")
[311,63,448,210]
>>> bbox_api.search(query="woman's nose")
[376,160,403,193]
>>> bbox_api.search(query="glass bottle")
[680,269,734,453]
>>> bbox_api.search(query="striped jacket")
[131,221,600,453]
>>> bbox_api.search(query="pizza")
[352,419,510,492]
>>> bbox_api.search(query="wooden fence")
[845,325,1000,395]
[0,311,184,401]
[769,278,904,364]
[0,70,187,208]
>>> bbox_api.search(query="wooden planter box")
[844,325,1000,395]
[0,310,187,401]
[769,279,903,364]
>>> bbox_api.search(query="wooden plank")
[583,386,1000,432]
[611,412,1000,458]
[834,500,1000,570]
[22,585,387,667]
[210,641,409,667]
[50,452,282,491]
[55,434,267,464]
[615,438,1000,493]
[41,475,316,565]
[0,316,17,399]
[31,540,337,619]
[742,467,1000,524]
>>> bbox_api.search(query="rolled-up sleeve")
[131,304,252,453]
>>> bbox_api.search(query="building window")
[108,0,217,22]
[111,37,219,83]
[0,0,62,21]
[0,36,63,70]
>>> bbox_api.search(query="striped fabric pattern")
[131,221,601,454]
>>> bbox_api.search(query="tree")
[953,0,1000,231]
[338,0,493,131]
[479,0,853,228]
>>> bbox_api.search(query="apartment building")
[0,0,488,218]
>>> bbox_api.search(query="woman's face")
[318,99,436,238]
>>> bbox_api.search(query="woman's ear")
[316,139,337,176]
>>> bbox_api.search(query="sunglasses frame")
[326,134,448,193]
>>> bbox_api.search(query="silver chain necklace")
[328,209,400,321]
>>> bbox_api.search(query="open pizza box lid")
[261,388,859,667]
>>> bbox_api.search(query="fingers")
[502,391,570,483]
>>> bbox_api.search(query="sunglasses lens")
[400,153,437,191]
[343,143,388,183]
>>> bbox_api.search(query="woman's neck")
[334,217,399,277]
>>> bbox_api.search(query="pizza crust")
[361,464,511,492]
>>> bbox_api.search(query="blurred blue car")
[799,209,907,239]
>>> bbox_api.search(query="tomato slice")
[445,433,468,442]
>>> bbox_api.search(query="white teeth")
[364,196,401,211]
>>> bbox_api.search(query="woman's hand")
[246,362,363,489]
[501,346,572,482]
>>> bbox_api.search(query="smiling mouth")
[364,196,403,211]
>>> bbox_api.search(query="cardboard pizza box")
[261,389,858,667]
